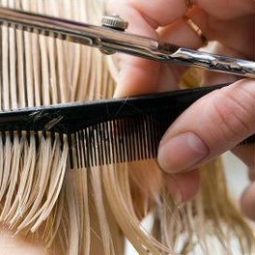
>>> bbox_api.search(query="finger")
[108,3,207,97]
[165,169,200,202]
[108,0,254,98]
[157,11,254,91]
[130,1,254,56]
[130,0,255,26]
[248,166,255,182]
[107,2,161,97]
[148,11,208,92]
[195,0,255,19]
[241,182,255,220]
[161,8,255,58]
[205,14,255,58]
[158,79,255,173]
[158,8,207,49]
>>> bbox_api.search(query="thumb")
[158,79,255,173]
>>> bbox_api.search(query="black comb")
[0,84,254,168]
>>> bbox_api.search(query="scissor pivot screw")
[101,15,128,31]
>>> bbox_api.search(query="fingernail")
[158,132,209,173]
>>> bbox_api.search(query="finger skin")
[165,169,200,202]
[107,0,255,202]
[241,182,255,220]
[108,0,254,97]
[108,2,205,97]
[158,79,255,173]
[129,0,255,26]
[107,1,161,97]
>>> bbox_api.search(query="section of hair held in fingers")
[0,0,254,255]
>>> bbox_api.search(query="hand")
[107,0,255,219]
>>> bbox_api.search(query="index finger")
[107,1,161,97]
[130,0,255,27]
[107,0,201,97]
[107,0,255,97]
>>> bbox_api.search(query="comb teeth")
[70,115,171,168]
[1,117,255,169]
[0,80,254,168]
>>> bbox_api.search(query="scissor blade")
[0,6,254,78]
[0,6,174,58]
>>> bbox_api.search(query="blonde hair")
[0,0,254,254]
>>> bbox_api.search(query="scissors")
[0,6,254,79]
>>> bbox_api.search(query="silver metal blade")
[170,48,255,78]
[0,6,254,79]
